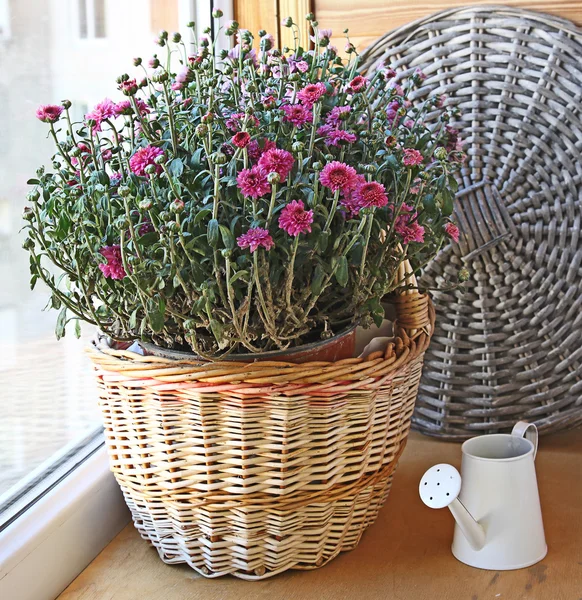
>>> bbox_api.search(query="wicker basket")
[361,6,582,439]
[87,287,433,579]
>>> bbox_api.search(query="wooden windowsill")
[59,428,582,599]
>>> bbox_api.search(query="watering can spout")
[419,464,486,551]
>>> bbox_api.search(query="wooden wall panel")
[150,0,179,34]
[315,0,582,51]
[235,0,279,39]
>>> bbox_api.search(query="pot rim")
[108,322,359,362]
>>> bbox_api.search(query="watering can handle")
[512,421,538,459]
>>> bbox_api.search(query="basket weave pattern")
[88,293,433,579]
[361,6,582,438]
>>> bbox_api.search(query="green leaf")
[229,269,249,284]
[74,320,82,339]
[311,265,325,296]
[219,224,235,250]
[207,218,220,248]
[442,190,454,216]
[148,309,164,333]
[168,157,184,178]
[334,256,349,287]
[137,231,158,246]
[129,308,138,330]
[55,307,67,340]
[27,178,40,185]
[318,231,329,253]
[194,208,212,224]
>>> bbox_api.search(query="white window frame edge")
[0,446,130,600]
[0,2,234,598]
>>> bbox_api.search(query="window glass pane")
[78,0,88,38]
[94,0,106,38]
[0,0,195,516]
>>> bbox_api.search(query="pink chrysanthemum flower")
[326,129,357,147]
[414,68,427,81]
[98,245,127,280]
[409,178,422,195]
[384,67,397,79]
[278,200,314,237]
[282,103,312,127]
[237,227,275,252]
[36,104,64,123]
[237,166,271,198]
[445,222,460,243]
[388,82,404,96]
[348,76,368,93]
[85,98,118,131]
[395,205,425,244]
[129,145,164,177]
[226,112,259,132]
[326,105,351,126]
[296,82,327,107]
[232,131,251,148]
[258,148,294,180]
[402,148,424,166]
[295,60,309,73]
[247,139,276,162]
[320,161,358,192]
[115,99,150,116]
[386,100,401,122]
[354,181,388,209]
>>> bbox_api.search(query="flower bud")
[149,56,160,68]
[312,20,319,27]
[61,99,72,109]
[116,73,130,84]
[151,69,168,83]
[28,189,40,202]
[306,12,315,21]
[212,8,223,18]
[139,199,153,211]
[85,118,96,129]
[171,198,185,213]
[219,49,229,59]
[288,72,301,82]
[312,162,323,171]
[172,32,181,43]
[201,112,214,123]
[196,123,208,137]
[324,154,334,162]
[22,237,35,250]
[159,30,168,40]
[165,220,179,232]
[221,248,232,258]
[154,153,167,165]
[144,164,157,176]
[363,164,376,174]
[258,29,267,37]
[94,183,106,193]
[22,207,35,221]
[118,185,131,197]
[267,171,280,184]
[291,141,304,153]
[186,21,195,29]
[133,57,142,67]
[281,16,293,28]
[211,152,227,165]
[434,147,448,160]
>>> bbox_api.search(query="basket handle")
[391,257,431,336]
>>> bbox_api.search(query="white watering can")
[419,422,547,570]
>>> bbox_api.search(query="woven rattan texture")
[87,294,432,579]
[361,6,582,439]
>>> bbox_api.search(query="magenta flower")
[115,99,150,116]
[384,68,397,79]
[226,112,259,132]
[348,76,368,93]
[232,131,251,148]
[297,82,327,107]
[386,100,401,122]
[236,166,271,198]
[326,105,351,126]
[402,148,424,166]
[110,172,122,186]
[85,98,118,131]
[354,181,388,209]
[388,82,404,96]
[237,227,275,252]
[278,200,314,236]
[98,245,127,280]
[414,68,427,81]
[445,222,460,243]
[282,103,312,127]
[118,78,138,96]
[325,129,357,147]
[247,139,276,162]
[395,205,425,244]
[295,60,309,73]
[320,161,358,192]
[258,148,294,180]
[129,145,164,177]
[36,104,63,123]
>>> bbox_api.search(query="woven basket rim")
[86,295,435,385]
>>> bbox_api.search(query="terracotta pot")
[137,324,358,364]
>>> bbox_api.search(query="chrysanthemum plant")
[23,13,465,356]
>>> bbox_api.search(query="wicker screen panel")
[361,6,582,438]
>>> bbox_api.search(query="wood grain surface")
[59,428,582,600]
[316,0,582,50]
